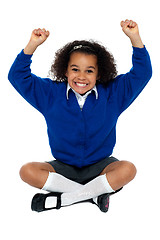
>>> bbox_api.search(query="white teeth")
[76,83,87,87]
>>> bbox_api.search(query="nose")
[77,72,86,80]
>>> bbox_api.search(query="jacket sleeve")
[8,50,55,114]
[111,46,152,114]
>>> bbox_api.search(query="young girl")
[8,19,152,213]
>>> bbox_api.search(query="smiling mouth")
[74,82,89,87]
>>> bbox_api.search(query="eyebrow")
[70,64,96,69]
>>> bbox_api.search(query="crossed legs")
[20,160,137,211]
[20,160,137,191]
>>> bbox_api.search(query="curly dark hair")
[50,40,117,85]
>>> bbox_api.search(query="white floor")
[2,180,159,240]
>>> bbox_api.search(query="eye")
[87,70,94,73]
[72,68,79,72]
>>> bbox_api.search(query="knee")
[19,162,34,183]
[121,161,137,181]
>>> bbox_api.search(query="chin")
[75,88,90,95]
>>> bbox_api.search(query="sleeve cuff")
[132,45,148,56]
[17,49,33,62]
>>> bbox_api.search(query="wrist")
[130,35,144,48]
[24,41,38,55]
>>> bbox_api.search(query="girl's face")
[66,52,99,95]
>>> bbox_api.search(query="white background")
[1,0,160,239]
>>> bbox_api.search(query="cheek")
[90,77,97,85]
[67,74,75,85]
[67,72,75,80]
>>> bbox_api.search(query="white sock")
[42,172,82,193]
[45,174,114,208]
[93,197,98,204]
[61,174,114,206]
[42,172,83,208]
[45,195,58,209]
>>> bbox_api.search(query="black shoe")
[95,188,123,212]
[97,193,110,212]
[85,193,110,213]
[31,192,62,212]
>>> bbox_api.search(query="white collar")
[66,83,98,100]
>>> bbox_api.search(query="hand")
[30,28,50,46]
[120,19,139,38]
[120,20,144,48]
[24,28,50,55]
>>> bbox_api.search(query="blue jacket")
[8,47,152,167]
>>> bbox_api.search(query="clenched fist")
[24,28,50,55]
[121,20,139,37]
[31,28,50,45]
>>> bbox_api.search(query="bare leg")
[100,161,137,191]
[19,162,55,189]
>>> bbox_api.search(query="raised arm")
[111,20,152,114]
[8,28,55,115]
